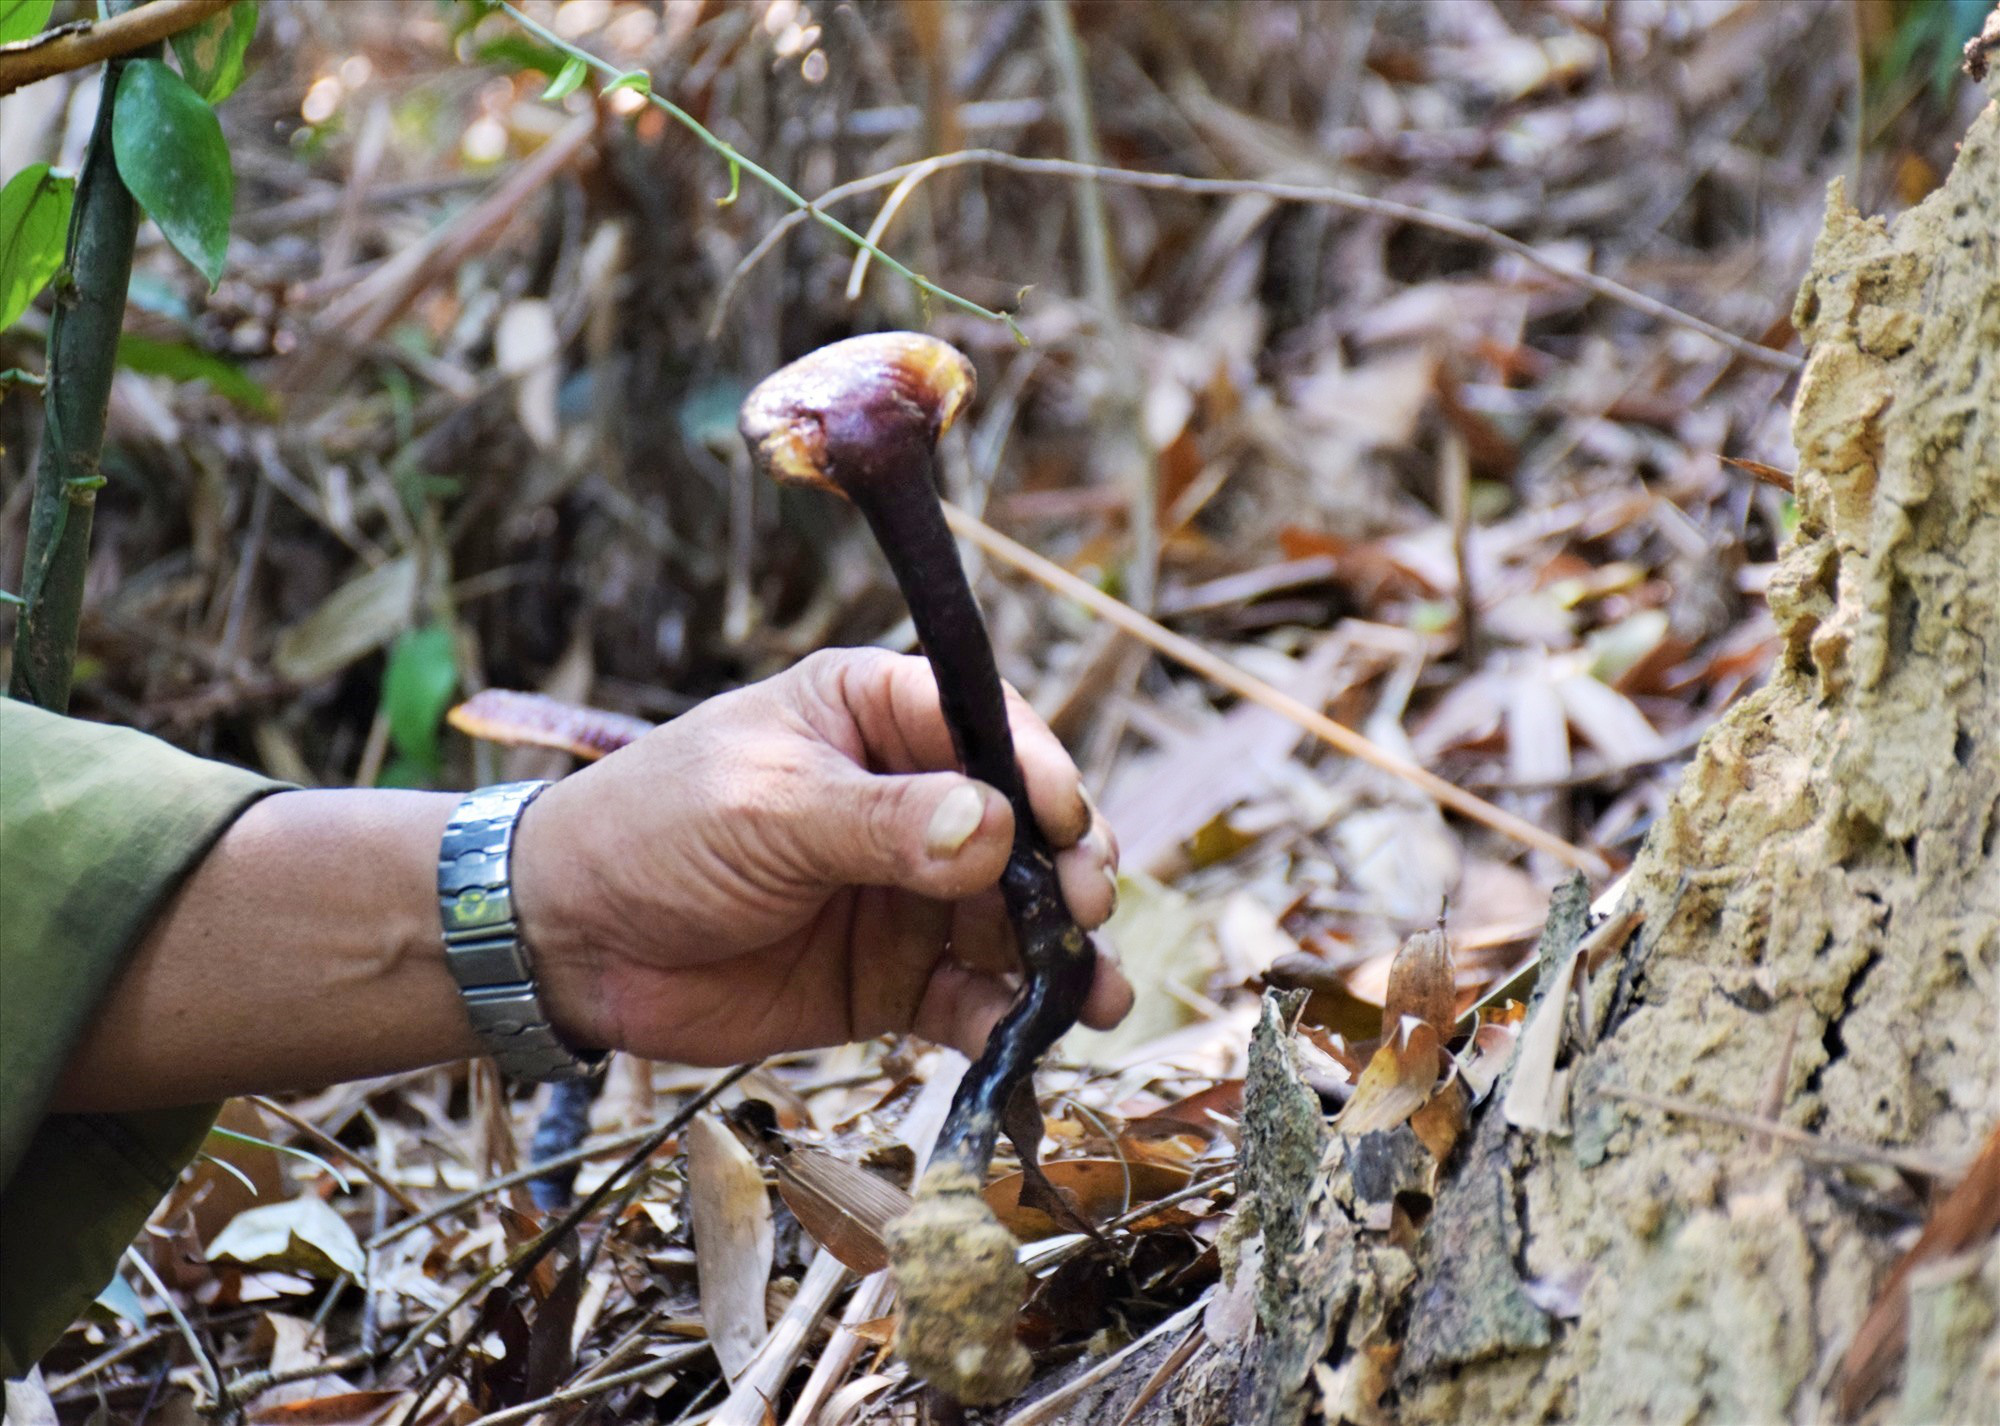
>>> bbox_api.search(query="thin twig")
[456,1345,709,1426]
[0,0,231,96]
[1022,1168,1237,1275]
[998,1293,1211,1426]
[710,149,1802,372]
[391,1064,756,1426]
[940,501,1610,875]
[247,1095,425,1216]
[1596,1086,1966,1179]
[496,2,1022,341]
[370,1109,686,1250]
[124,1248,222,1406]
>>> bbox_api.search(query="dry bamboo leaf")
[272,556,416,685]
[1333,1018,1445,1137]
[818,1373,898,1426]
[1457,1015,1524,1102]
[686,1111,776,1382]
[1500,951,1581,1134]
[772,1145,912,1276]
[1504,668,1572,787]
[1555,672,1667,763]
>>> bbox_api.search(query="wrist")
[507,777,616,1054]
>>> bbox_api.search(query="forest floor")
[1,2,1991,1423]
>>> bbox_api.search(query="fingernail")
[1102,864,1121,913]
[925,784,987,858]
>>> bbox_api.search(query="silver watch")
[438,781,605,1083]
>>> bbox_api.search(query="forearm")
[51,788,481,1112]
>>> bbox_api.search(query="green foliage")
[541,53,587,100]
[111,59,234,290]
[115,333,275,414]
[602,70,650,96]
[207,1125,353,1191]
[0,163,74,333]
[171,0,258,104]
[473,33,564,78]
[0,0,53,45]
[382,622,459,783]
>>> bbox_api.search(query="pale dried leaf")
[686,1111,776,1381]
[206,1199,366,1283]
[272,556,417,685]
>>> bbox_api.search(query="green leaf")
[474,33,565,79]
[112,59,234,290]
[170,1,258,104]
[382,622,459,777]
[541,53,587,101]
[0,163,73,333]
[0,0,53,45]
[207,1125,353,1192]
[602,69,650,96]
[116,333,275,414]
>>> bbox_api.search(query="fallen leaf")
[206,1199,365,1283]
[272,556,417,685]
[1381,926,1456,1039]
[1334,1018,1445,1136]
[983,1158,1193,1240]
[686,1112,775,1381]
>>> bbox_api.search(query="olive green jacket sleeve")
[1,698,285,1376]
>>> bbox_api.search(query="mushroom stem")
[739,332,1098,1402]
[843,473,1096,1179]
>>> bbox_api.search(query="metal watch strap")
[438,781,604,1083]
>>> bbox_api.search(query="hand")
[515,648,1131,1065]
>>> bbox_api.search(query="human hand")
[514,647,1130,1065]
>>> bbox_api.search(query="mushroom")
[741,333,1096,1403]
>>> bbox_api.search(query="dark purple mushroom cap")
[738,332,976,500]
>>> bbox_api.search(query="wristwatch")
[437,780,605,1083]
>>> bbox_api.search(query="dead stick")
[0,0,231,96]
[940,502,1610,876]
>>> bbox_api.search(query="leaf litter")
[0,0,1965,1420]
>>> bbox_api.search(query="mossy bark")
[1391,63,2000,1426]
[1043,51,2000,1426]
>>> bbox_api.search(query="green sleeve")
[1,698,286,1375]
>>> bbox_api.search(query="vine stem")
[496,2,1024,343]
[8,0,147,712]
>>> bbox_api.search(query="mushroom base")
[886,1165,1032,1405]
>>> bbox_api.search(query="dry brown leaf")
[272,556,416,685]
[1836,1122,2000,1418]
[1409,1074,1468,1163]
[1333,1018,1445,1137]
[248,1391,408,1426]
[1381,926,1456,1039]
[771,1145,912,1277]
[685,1111,775,1381]
[983,1158,1194,1240]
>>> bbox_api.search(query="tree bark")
[1058,41,2000,1426]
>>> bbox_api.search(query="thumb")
[821,769,1015,900]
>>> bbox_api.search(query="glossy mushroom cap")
[738,332,975,500]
